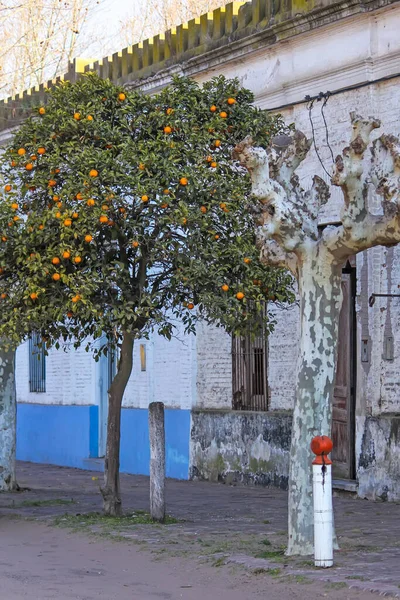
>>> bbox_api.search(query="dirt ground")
[0,462,399,599]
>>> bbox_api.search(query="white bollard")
[311,436,334,568]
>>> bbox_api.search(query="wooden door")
[332,272,355,479]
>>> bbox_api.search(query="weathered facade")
[1,0,400,500]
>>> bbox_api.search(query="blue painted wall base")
[16,403,190,480]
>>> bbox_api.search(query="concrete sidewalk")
[1,462,399,598]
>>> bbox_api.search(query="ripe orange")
[141,195,149,203]
[132,241,139,248]
[52,257,60,265]
[220,111,228,118]
[18,148,26,155]
[72,294,81,303]
[39,107,46,115]
[63,251,71,259]
[187,303,195,310]
[222,284,229,292]
[179,177,188,186]
[139,163,145,170]
[236,292,245,300]
[74,256,82,264]
[119,207,126,213]
[166,107,174,115]
[30,292,38,300]
[243,257,251,264]
[63,218,72,227]
[160,203,168,209]
[227,97,236,105]
[48,179,56,187]
[0,293,7,299]
[215,140,221,147]
[86,200,95,209]
[200,206,207,214]
[99,215,108,224]
[30,155,37,161]
[206,156,213,163]
[74,112,81,120]
[52,273,61,281]
[107,220,115,226]
[219,202,227,210]
[210,105,217,112]
[164,126,172,134]
[67,311,73,318]
[182,217,187,225]
[38,224,44,230]
[4,184,12,192]
[53,195,59,201]
[214,234,219,240]
[211,161,217,168]
[57,202,62,208]
[101,204,109,211]
[1,236,7,242]
[8,221,13,227]
[13,215,19,221]
[163,189,170,195]
[55,168,61,174]
[118,92,126,101]
[84,234,93,243]
[89,169,98,178]
[87,115,93,121]
[37,147,46,155]
[11,202,18,210]
[72,212,78,219]
[11,161,16,167]
[25,163,34,171]
[76,192,84,200]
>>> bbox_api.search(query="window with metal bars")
[29,333,46,393]
[232,317,268,412]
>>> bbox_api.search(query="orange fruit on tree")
[119,207,126,213]
[30,292,38,300]
[4,184,12,192]
[39,107,46,115]
[84,234,93,243]
[76,192,84,200]
[118,92,126,101]
[0,293,7,299]
[166,107,174,115]
[63,251,71,259]
[18,148,26,155]
[52,257,60,265]
[160,203,168,209]
[87,115,93,121]
[30,155,37,161]
[11,202,18,210]
[72,294,81,303]
[101,204,109,211]
[243,257,251,264]
[221,284,229,292]
[132,241,139,248]
[163,189,170,195]
[210,105,217,112]
[37,147,46,155]
[164,126,172,134]
[214,234,219,240]
[107,219,115,226]
[220,111,228,118]
[179,177,188,186]
[52,273,61,281]
[1,236,7,242]
[206,156,213,163]
[236,292,245,300]
[182,217,187,225]
[67,311,73,318]
[139,163,145,170]
[187,303,195,310]
[200,206,207,214]
[215,140,221,147]
[48,179,56,187]
[38,224,44,230]
[63,218,72,227]
[11,161,16,167]
[219,202,227,210]
[74,112,81,120]
[0,268,3,274]
[55,168,60,174]
[26,163,33,171]
[141,195,149,203]
[72,212,78,219]
[53,195,59,201]
[99,215,108,224]
[89,169,98,178]
[211,161,217,168]
[74,256,82,264]
[56,211,62,218]
[227,97,236,105]
[13,215,20,221]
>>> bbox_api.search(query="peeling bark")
[0,346,18,492]
[101,332,134,516]
[235,113,400,555]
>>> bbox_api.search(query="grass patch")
[53,510,179,529]
[255,549,285,561]
[212,556,226,568]
[345,575,368,581]
[325,582,348,590]
[265,568,282,577]
[261,538,271,546]
[262,519,271,524]
[6,498,75,508]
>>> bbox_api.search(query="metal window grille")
[232,315,268,412]
[29,333,46,393]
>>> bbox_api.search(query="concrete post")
[149,401,165,522]
[311,436,334,568]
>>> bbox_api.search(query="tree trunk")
[101,332,134,516]
[0,347,18,492]
[149,401,165,522]
[287,252,343,556]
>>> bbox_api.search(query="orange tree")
[0,73,293,514]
